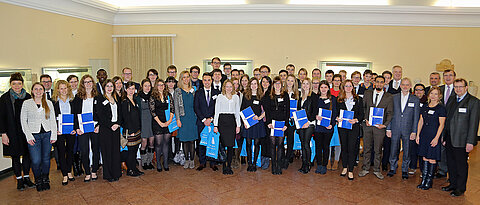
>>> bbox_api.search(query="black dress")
[0,90,31,157]
[241,94,265,139]
[418,104,446,161]
[149,94,173,135]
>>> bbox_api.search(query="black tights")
[182,141,195,161]
[246,138,260,165]
[223,146,234,167]
[155,134,171,169]
[12,155,31,178]
[270,136,284,167]
[313,132,333,166]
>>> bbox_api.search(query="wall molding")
[3,0,480,27]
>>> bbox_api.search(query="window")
[319,61,371,82]
[42,66,93,82]
[202,60,254,76]
[0,69,33,96]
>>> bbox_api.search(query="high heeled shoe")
[348,172,354,180]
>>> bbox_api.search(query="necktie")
[206,90,210,106]
[457,97,461,102]
[374,93,379,106]
[46,91,51,99]
[445,86,451,103]
[215,85,219,90]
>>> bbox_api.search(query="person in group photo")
[138,78,155,170]
[21,82,57,191]
[296,78,318,174]
[284,74,299,168]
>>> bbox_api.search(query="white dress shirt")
[373,90,384,106]
[214,94,241,126]
[393,79,401,90]
[346,96,355,111]
[110,102,118,122]
[213,82,222,91]
[400,92,409,112]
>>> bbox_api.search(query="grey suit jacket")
[386,93,420,136]
[20,99,57,142]
[363,90,394,128]
[445,93,479,147]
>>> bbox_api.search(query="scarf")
[138,90,151,101]
[9,88,26,102]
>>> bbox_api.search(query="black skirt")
[218,114,236,147]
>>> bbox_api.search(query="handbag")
[206,132,226,163]
[123,129,141,147]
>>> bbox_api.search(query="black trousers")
[445,133,469,192]
[298,126,314,163]
[57,134,76,176]
[338,128,357,172]
[285,123,296,161]
[99,127,121,180]
[12,155,31,178]
[314,132,333,166]
[126,145,139,171]
[78,132,100,175]
[382,135,391,167]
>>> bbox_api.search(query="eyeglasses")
[41,81,52,83]
[123,73,132,75]
[168,71,176,74]
[454,86,466,89]
[415,89,424,91]
[344,85,353,88]
[84,80,93,84]
[212,62,221,65]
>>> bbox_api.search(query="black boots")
[222,163,233,175]
[417,160,429,189]
[73,152,84,177]
[23,177,35,188]
[271,160,282,175]
[417,160,435,190]
[16,178,24,191]
[298,161,310,174]
[35,176,43,192]
[42,174,50,191]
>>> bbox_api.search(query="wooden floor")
[1,148,479,205]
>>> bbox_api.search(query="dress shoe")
[62,177,68,186]
[401,172,409,179]
[348,172,354,180]
[434,173,446,179]
[23,177,35,188]
[358,170,369,177]
[373,171,384,180]
[16,179,25,191]
[442,185,455,192]
[408,168,416,175]
[382,164,388,171]
[164,167,170,171]
[84,175,91,182]
[340,168,348,177]
[320,166,327,175]
[387,170,395,177]
[196,164,206,171]
[135,168,145,175]
[210,164,218,171]
[127,169,141,177]
[450,190,464,197]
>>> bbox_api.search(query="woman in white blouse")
[214,80,241,175]
[21,82,57,192]
[94,79,122,182]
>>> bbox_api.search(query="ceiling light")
[289,0,389,5]
[99,0,246,7]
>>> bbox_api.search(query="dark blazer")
[119,98,141,134]
[263,93,290,126]
[71,95,91,130]
[387,80,401,94]
[123,82,140,92]
[356,85,366,97]
[297,93,319,122]
[193,87,220,131]
[386,93,420,136]
[93,95,121,129]
[191,79,203,91]
[363,90,394,127]
[96,82,104,95]
[439,84,456,105]
[221,74,227,83]
[445,93,480,147]
[0,91,31,157]
[315,95,338,133]
[336,96,364,134]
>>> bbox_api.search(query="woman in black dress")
[120,82,144,177]
[336,80,364,180]
[241,78,265,172]
[263,76,289,175]
[416,86,446,190]
[260,76,272,170]
[0,73,35,190]
[150,79,174,172]
[297,78,318,174]
[94,79,122,182]
[284,74,299,168]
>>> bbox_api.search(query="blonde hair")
[286,74,299,100]
[221,80,236,95]
[177,71,192,91]
[427,86,443,104]
[52,80,73,101]
[301,78,313,100]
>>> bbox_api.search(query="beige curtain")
[117,37,173,82]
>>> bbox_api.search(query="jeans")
[28,132,53,178]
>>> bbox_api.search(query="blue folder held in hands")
[369,107,384,127]
[58,114,74,135]
[317,108,332,128]
[293,109,309,129]
[339,109,354,130]
[271,120,285,137]
[240,106,259,129]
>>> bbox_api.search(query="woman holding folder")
[263,76,289,175]
[336,80,364,180]
[241,78,265,172]
[296,78,318,174]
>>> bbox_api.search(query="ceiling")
[2,0,480,26]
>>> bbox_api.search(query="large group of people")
[1,57,478,198]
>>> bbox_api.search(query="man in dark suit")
[359,76,394,180]
[190,65,203,91]
[40,74,53,101]
[437,69,456,178]
[388,65,403,94]
[442,78,479,196]
[96,69,107,95]
[352,71,366,97]
[425,72,441,94]
[121,67,140,91]
[194,72,220,171]
[212,69,224,91]
[386,78,420,179]
[222,63,232,81]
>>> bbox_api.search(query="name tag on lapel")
[278,98,284,102]
[324,99,330,104]
[94,100,97,104]
[408,103,414,107]
[420,104,423,107]
[428,110,435,115]
[459,108,467,113]
[358,94,364,98]
[350,101,356,106]
[212,95,218,100]
[253,100,259,105]
[103,100,109,105]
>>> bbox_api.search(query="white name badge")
[94,100,97,104]
[428,110,435,115]
[359,94,364,98]
[103,100,109,105]
[420,104,424,107]
[212,95,218,100]
[253,100,259,105]
[37,107,44,112]
[278,98,284,102]
[324,99,330,104]
[459,108,467,113]
[408,103,415,107]
[350,101,356,106]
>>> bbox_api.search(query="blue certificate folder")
[165,96,179,133]
[271,120,285,137]
[369,107,384,127]
[58,114,74,134]
[78,113,94,133]
[317,108,332,127]
[339,110,354,130]
[290,99,297,118]
[206,132,220,159]
[240,107,259,129]
[293,109,309,129]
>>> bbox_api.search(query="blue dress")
[177,89,198,142]
[418,104,446,160]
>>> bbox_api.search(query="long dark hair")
[269,76,286,99]
[152,79,169,102]
[337,80,358,103]
[244,78,263,100]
